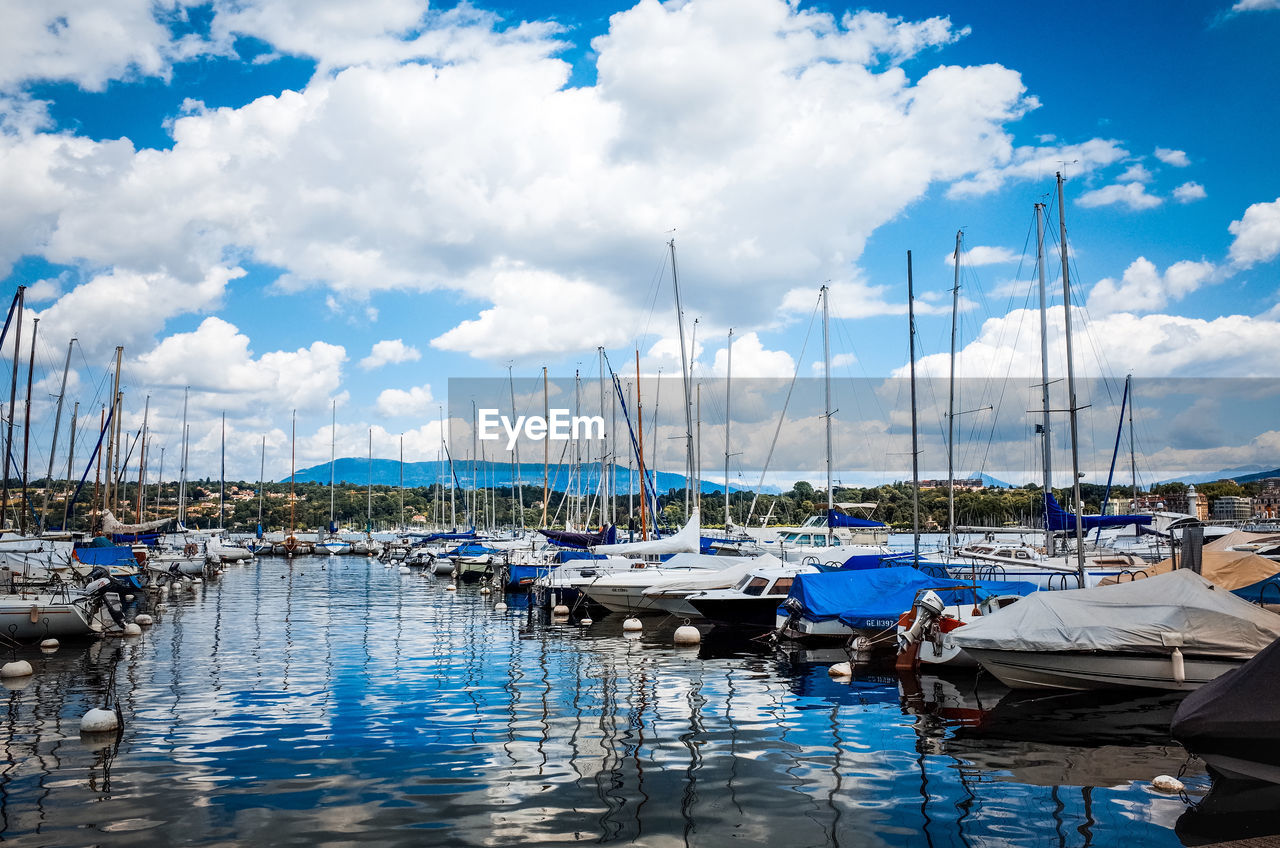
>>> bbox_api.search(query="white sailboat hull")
[963,648,1243,692]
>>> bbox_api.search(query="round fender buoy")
[1152,775,1185,793]
[552,604,570,616]
[622,617,643,632]
[80,708,119,733]
[134,614,154,626]
[40,638,59,652]
[1,661,33,679]
[673,625,701,645]
[579,618,594,626]
[479,586,491,595]
[123,623,143,637]
[494,602,508,611]
[445,584,457,592]
[828,662,853,678]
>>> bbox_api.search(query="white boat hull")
[964,648,1243,692]
[0,598,94,640]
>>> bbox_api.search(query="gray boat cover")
[951,570,1280,658]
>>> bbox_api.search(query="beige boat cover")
[951,569,1280,658]
[1204,529,1280,552]
[1099,549,1280,591]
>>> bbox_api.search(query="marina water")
[0,551,1215,846]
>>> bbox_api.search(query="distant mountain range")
[1154,464,1280,485]
[289,458,750,495]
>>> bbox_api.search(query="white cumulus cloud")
[375,383,435,418]
[1173,182,1207,203]
[1154,147,1191,167]
[1086,257,1216,316]
[1228,197,1280,268]
[1076,182,1163,211]
[360,338,421,370]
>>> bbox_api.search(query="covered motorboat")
[579,552,737,615]
[1172,634,1280,784]
[774,566,1036,643]
[952,569,1280,691]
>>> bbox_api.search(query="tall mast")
[1058,171,1086,585]
[821,285,834,546]
[669,239,696,512]
[1035,202,1056,556]
[636,351,648,540]
[470,400,478,527]
[329,400,336,533]
[289,410,296,537]
[541,367,549,528]
[597,347,607,529]
[399,434,404,531]
[573,371,580,527]
[136,398,149,523]
[696,382,702,519]
[218,411,226,530]
[907,252,920,564]
[155,445,163,525]
[257,435,265,532]
[947,231,962,551]
[508,364,523,530]
[1129,373,1137,524]
[2,285,24,530]
[724,328,733,531]
[367,428,373,534]
[105,345,122,513]
[19,317,38,535]
[40,337,75,533]
[177,386,189,527]
[62,402,78,530]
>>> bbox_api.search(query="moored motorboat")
[952,569,1280,691]
[1172,633,1280,784]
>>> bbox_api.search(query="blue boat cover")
[553,550,607,564]
[447,542,501,557]
[1045,492,1152,531]
[780,566,1039,629]
[1233,575,1280,605]
[827,510,887,529]
[74,544,139,568]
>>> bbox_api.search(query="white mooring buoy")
[40,638,59,651]
[828,662,853,678]
[398,565,410,574]
[1,660,33,679]
[445,584,457,592]
[123,622,143,637]
[673,625,701,646]
[494,602,508,611]
[622,617,643,632]
[1152,775,1185,794]
[553,604,571,616]
[579,618,593,626]
[134,614,154,626]
[479,586,491,595]
[80,708,119,734]
[125,594,135,602]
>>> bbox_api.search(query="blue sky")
[2,0,1280,488]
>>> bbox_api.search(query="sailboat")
[938,190,1150,588]
[320,402,350,555]
[350,430,382,556]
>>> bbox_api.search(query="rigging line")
[744,293,821,526]
[975,271,1039,484]
[634,246,672,356]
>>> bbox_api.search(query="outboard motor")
[902,590,946,646]
[83,568,129,630]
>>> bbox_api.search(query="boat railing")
[1258,580,1280,610]
[1045,572,1076,591]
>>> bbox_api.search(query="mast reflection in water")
[0,556,1213,846]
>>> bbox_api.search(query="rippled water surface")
[0,556,1224,846]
